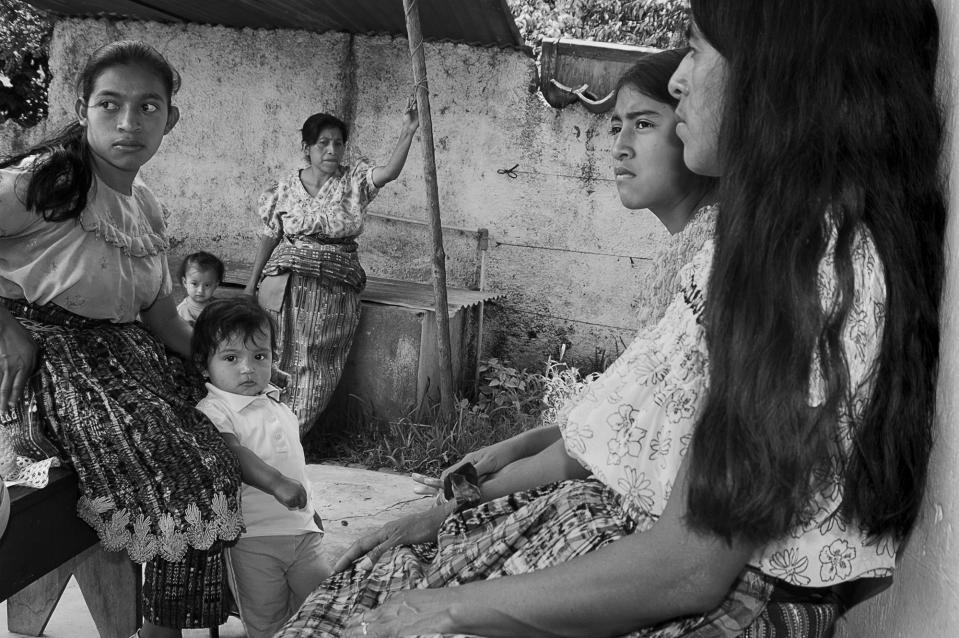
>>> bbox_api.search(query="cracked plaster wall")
[17,17,669,373]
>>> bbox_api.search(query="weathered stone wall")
[2,17,668,373]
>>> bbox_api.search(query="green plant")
[508,0,689,52]
[475,357,549,417]
[308,356,602,475]
[308,396,543,476]
[541,357,600,425]
[0,0,52,127]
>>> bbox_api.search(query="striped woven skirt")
[0,298,243,627]
[276,479,839,638]
[270,271,362,436]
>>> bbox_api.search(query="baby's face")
[205,329,273,396]
[183,266,219,304]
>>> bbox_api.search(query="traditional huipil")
[256,161,378,434]
[0,159,242,627]
[277,206,892,638]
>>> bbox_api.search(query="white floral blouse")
[558,210,894,587]
[257,161,379,240]
[0,159,172,322]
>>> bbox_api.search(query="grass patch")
[305,358,599,475]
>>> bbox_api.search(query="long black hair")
[615,48,687,109]
[685,0,944,544]
[0,40,180,222]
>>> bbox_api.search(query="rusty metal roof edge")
[37,10,532,53]
[361,294,505,318]
[361,276,504,317]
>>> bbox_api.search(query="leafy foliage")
[474,357,549,416]
[0,0,52,127]
[508,0,689,51]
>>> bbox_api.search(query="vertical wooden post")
[402,0,455,416]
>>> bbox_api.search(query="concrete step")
[0,464,433,638]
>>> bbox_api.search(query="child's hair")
[192,297,278,368]
[179,251,226,283]
[0,40,180,223]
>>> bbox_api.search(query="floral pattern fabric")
[256,161,379,240]
[558,213,894,588]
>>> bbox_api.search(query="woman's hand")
[371,97,420,188]
[333,503,452,574]
[410,441,519,500]
[342,589,460,638]
[401,95,420,136]
[0,307,38,412]
[341,589,566,638]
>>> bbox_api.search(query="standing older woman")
[278,1,945,635]
[245,107,419,434]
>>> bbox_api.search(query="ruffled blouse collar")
[79,174,168,257]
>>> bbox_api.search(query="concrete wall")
[9,18,670,374]
[835,1,959,635]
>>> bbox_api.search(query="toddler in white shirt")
[193,297,331,638]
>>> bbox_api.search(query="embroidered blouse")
[0,158,172,322]
[256,161,379,240]
[559,210,893,587]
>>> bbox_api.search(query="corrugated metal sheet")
[22,0,525,49]
[362,277,501,317]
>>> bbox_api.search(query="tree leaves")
[508,0,689,53]
[0,0,52,127]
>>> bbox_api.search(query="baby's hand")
[273,477,308,509]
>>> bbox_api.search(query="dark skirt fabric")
[270,271,362,435]
[740,600,839,638]
[261,236,365,435]
[0,297,243,627]
[276,479,840,638]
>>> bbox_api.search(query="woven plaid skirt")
[276,478,839,638]
[270,271,362,436]
[0,298,243,627]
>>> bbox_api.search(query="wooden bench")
[0,468,141,638]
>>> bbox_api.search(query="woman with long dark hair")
[276,1,944,635]
[0,41,242,638]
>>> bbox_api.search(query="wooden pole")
[402,0,455,416]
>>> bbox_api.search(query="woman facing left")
[0,41,242,638]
